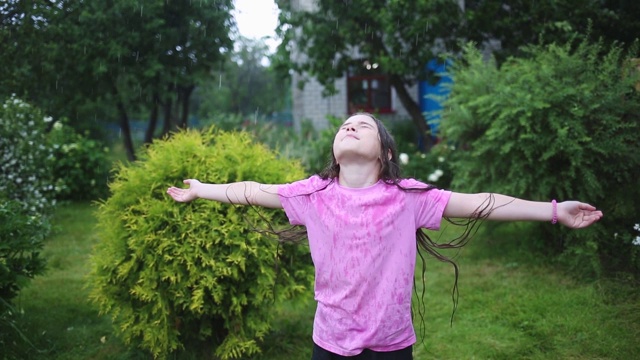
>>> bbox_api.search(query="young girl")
[167,113,603,360]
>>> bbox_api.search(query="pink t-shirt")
[278,175,452,356]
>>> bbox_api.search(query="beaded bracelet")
[551,199,558,224]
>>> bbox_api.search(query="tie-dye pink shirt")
[278,175,452,356]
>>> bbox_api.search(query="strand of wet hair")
[224,183,309,305]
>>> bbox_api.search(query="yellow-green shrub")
[89,128,313,359]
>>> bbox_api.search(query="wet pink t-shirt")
[278,175,452,356]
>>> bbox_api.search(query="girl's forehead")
[342,114,377,127]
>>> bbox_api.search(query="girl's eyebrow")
[340,120,374,128]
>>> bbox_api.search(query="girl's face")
[332,114,382,164]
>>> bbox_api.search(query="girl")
[167,113,603,360]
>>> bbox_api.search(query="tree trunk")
[144,92,160,144]
[161,95,173,137]
[179,85,195,129]
[110,83,136,161]
[388,74,433,151]
[115,101,136,162]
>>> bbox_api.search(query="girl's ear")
[387,149,392,161]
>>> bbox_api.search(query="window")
[347,60,392,114]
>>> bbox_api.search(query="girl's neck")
[337,162,380,188]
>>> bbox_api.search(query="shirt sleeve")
[277,175,328,226]
[402,179,452,230]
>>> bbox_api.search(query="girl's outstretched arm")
[167,179,283,209]
[444,193,603,229]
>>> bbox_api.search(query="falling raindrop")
[218,74,222,88]
[140,5,143,17]
[254,109,259,125]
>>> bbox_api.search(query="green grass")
[4,203,640,359]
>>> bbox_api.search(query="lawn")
[4,202,639,359]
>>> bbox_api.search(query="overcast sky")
[233,0,280,53]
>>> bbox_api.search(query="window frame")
[346,62,393,114]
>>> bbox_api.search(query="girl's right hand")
[167,179,201,202]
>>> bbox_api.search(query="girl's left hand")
[558,201,603,228]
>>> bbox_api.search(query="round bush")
[89,128,313,359]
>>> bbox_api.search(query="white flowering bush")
[399,143,454,189]
[0,95,56,214]
[0,95,55,311]
[633,224,640,247]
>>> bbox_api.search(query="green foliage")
[47,121,111,201]
[193,36,289,118]
[398,143,455,190]
[1,0,235,161]
[295,116,342,175]
[389,120,456,189]
[0,200,48,306]
[0,96,54,314]
[0,95,57,214]
[442,39,640,276]
[275,0,463,91]
[89,128,313,359]
[197,112,247,132]
[463,0,640,63]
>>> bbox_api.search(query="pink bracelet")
[551,199,558,224]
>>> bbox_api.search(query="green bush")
[89,128,314,359]
[48,120,111,201]
[442,39,640,277]
[0,95,56,215]
[0,200,47,306]
[297,116,341,175]
[0,95,54,311]
[398,143,455,190]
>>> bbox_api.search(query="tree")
[274,0,640,149]
[275,0,465,149]
[0,0,235,161]
[193,36,289,119]
[463,0,640,63]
